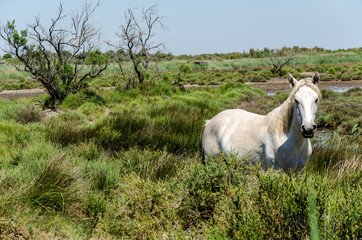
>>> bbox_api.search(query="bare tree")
[0,2,109,102]
[109,5,166,89]
[267,48,295,76]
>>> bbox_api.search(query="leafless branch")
[267,49,295,75]
[109,5,166,88]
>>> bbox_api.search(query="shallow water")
[267,86,361,96]
[312,130,342,149]
[323,86,361,92]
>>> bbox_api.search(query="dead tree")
[110,6,165,89]
[267,49,295,76]
[0,2,109,102]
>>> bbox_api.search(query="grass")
[0,64,40,90]
[0,73,361,238]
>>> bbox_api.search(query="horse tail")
[201,148,206,165]
[201,119,211,165]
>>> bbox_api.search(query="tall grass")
[23,154,82,213]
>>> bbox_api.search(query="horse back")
[202,109,265,158]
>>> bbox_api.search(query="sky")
[1,0,362,55]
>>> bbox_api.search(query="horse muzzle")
[301,124,317,138]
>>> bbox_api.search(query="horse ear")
[288,73,298,88]
[312,72,320,85]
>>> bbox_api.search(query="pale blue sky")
[1,0,362,55]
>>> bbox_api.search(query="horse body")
[202,73,321,173]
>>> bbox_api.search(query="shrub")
[204,166,361,239]
[106,174,180,239]
[320,74,335,81]
[179,63,192,74]
[247,74,267,82]
[321,89,337,99]
[296,66,305,72]
[315,66,326,73]
[342,87,361,96]
[340,72,361,81]
[178,154,250,229]
[62,89,105,109]
[279,67,294,76]
[327,67,336,74]
[193,62,208,70]
[162,72,172,84]
[62,93,80,109]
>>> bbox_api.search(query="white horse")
[202,72,321,173]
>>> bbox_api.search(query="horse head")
[288,72,321,138]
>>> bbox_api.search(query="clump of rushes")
[23,154,82,213]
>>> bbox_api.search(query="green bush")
[179,63,192,74]
[341,72,354,81]
[62,89,105,109]
[162,72,172,84]
[279,67,295,76]
[342,87,362,96]
[296,66,305,72]
[106,174,181,239]
[177,154,250,229]
[62,93,80,109]
[247,74,267,82]
[193,62,208,70]
[321,89,337,99]
[327,67,336,74]
[315,66,326,73]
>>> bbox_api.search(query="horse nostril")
[312,125,317,131]
[301,125,306,131]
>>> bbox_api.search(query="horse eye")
[315,98,319,103]
[295,99,299,104]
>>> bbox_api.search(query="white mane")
[263,78,321,134]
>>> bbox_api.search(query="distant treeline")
[2,46,361,63]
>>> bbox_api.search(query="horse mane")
[263,78,321,134]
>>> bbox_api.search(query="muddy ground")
[0,88,46,100]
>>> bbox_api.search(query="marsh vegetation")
[1,2,361,237]
[0,68,360,238]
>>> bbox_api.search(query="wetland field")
[0,54,361,239]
